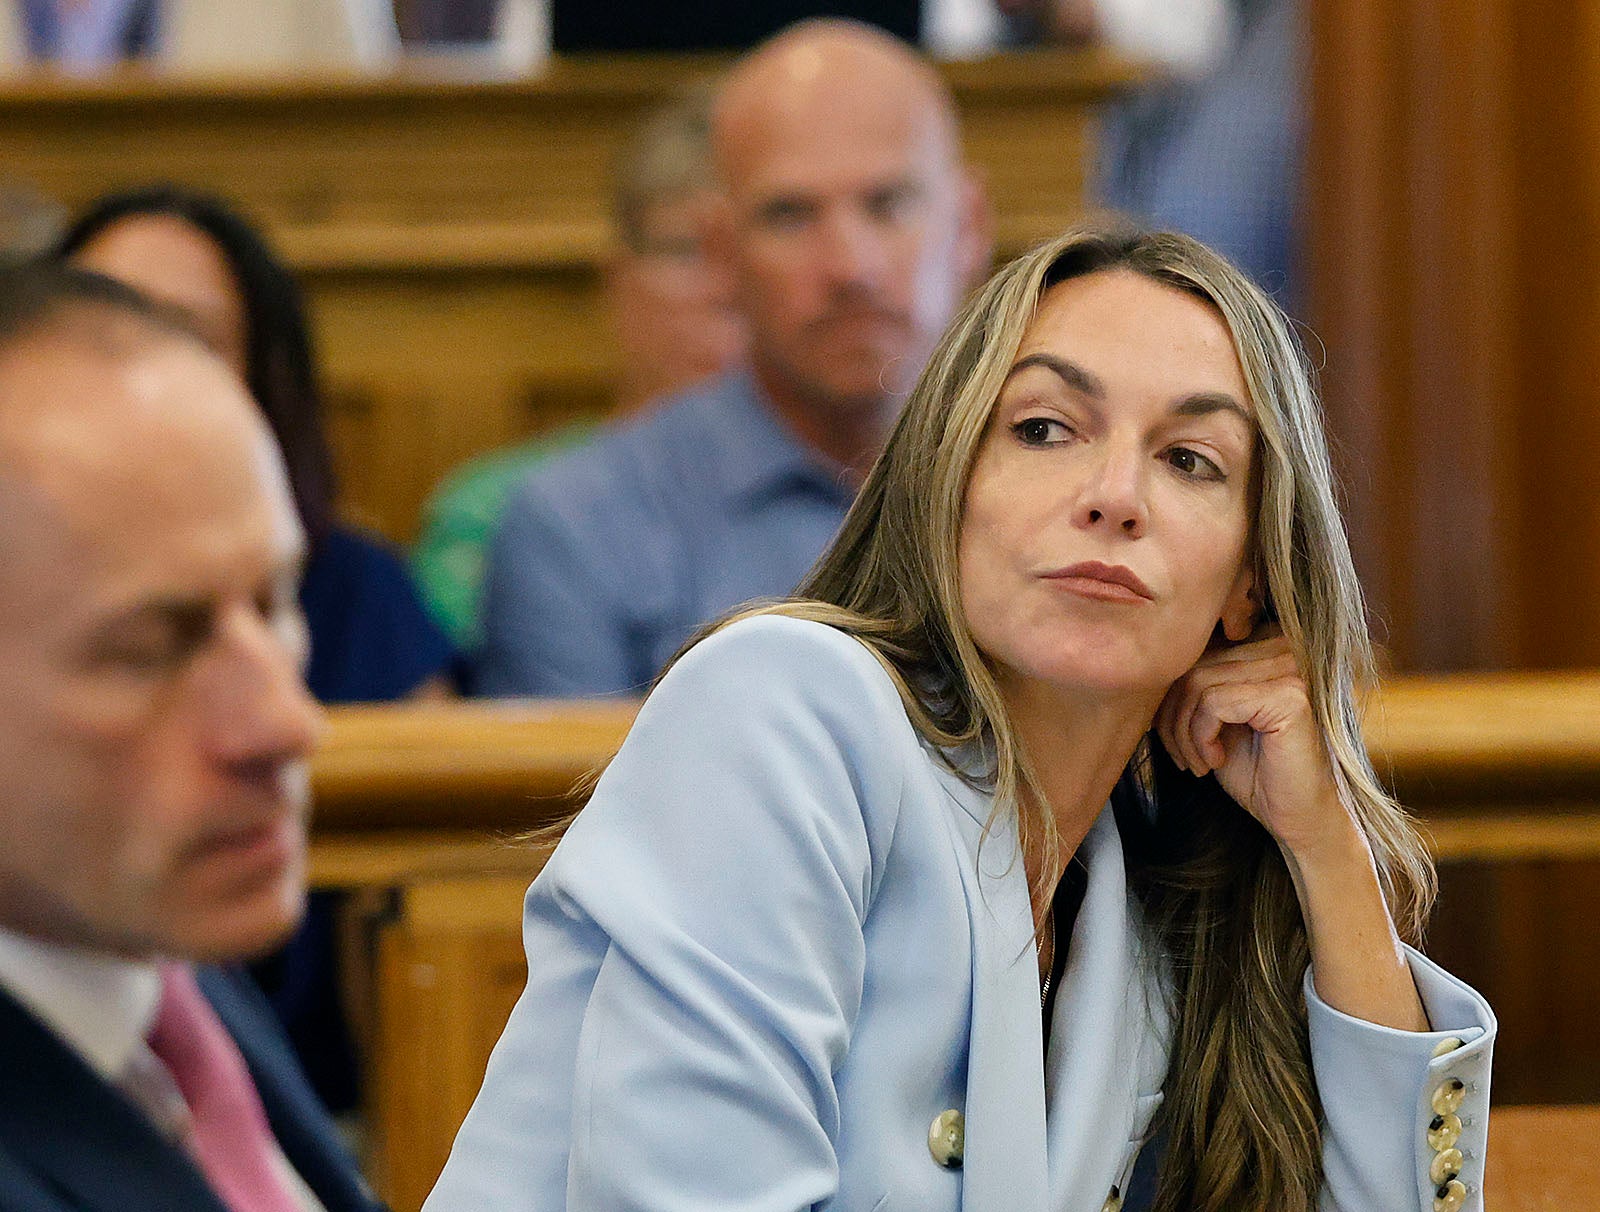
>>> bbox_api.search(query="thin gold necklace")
[1039,906,1056,1008]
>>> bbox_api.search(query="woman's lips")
[1041,560,1155,603]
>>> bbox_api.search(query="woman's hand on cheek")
[1155,629,1359,863]
[1160,631,1431,1032]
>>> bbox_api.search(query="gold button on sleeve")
[1426,1112,1463,1151]
[1430,1036,1466,1059]
[1430,1078,1467,1116]
[1429,1147,1464,1186]
[1100,1188,1124,1212]
[1433,1178,1468,1212]
[928,1109,964,1169]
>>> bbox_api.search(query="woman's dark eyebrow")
[1006,355,1252,429]
[1174,393,1253,428]
[1006,353,1103,397]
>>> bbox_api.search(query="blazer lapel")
[1043,808,1172,1210]
[928,754,1050,1208]
[0,984,228,1212]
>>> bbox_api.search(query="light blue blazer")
[426,615,1497,1212]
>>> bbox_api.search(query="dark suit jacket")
[0,965,384,1212]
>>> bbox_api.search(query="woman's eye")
[1012,416,1069,446]
[1166,446,1224,480]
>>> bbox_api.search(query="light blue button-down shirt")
[474,369,859,697]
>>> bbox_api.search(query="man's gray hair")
[612,80,719,253]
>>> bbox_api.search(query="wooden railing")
[309,672,1600,1208]
[310,669,1600,856]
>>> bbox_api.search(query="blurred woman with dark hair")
[56,185,454,706]
[54,185,455,1115]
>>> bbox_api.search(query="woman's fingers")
[1158,636,1345,850]
[1161,648,1298,775]
[1187,674,1304,771]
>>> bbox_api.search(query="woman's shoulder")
[641,613,920,763]
[674,612,903,703]
[683,611,885,665]
[571,612,923,891]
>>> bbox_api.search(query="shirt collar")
[0,925,162,1081]
[706,367,861,512]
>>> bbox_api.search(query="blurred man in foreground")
[0,264,381,1212]
[476,17,991,695]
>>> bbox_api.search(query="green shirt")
[411,423,596,649]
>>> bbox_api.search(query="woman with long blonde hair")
[428,222,1496,1212]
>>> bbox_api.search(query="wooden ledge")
[309,669,1600,833]
[313,697,636,830]
[0,46,1143,107]
[1486,1104,1600,1211]
[1367,669,1600,798]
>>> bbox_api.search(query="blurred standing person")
[1011,0,1301,297]
[412,83,747,654]
[475,18,992,696]
[0,0,399,71]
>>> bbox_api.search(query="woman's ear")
[1219,564,1259,642]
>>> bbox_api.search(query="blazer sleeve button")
[1100,1185,1123,1211]
[928,1109,964,1169]
[1433,1178,1468,1212]
[1426,1112,1463,1151]
[1430,1078,1467,1116]
[1430,1036,1466,1058]
[1428,1147,1464,1186]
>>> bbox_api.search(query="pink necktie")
[147,963,304,1212]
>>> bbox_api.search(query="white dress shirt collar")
[0,924,161,1081]
[0,926,332,1212]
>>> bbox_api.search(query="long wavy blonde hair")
[698,221,1435,1211]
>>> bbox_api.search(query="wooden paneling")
[0,53,1139,541]
[1485,1105,1600,1212]
[1307,1,1600,671]
[1306,0,1520,670]
[369,872,539,1211]
[1507,8,1600,667]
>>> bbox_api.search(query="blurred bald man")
[476,18,991,697]
[0,265,381,1212]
